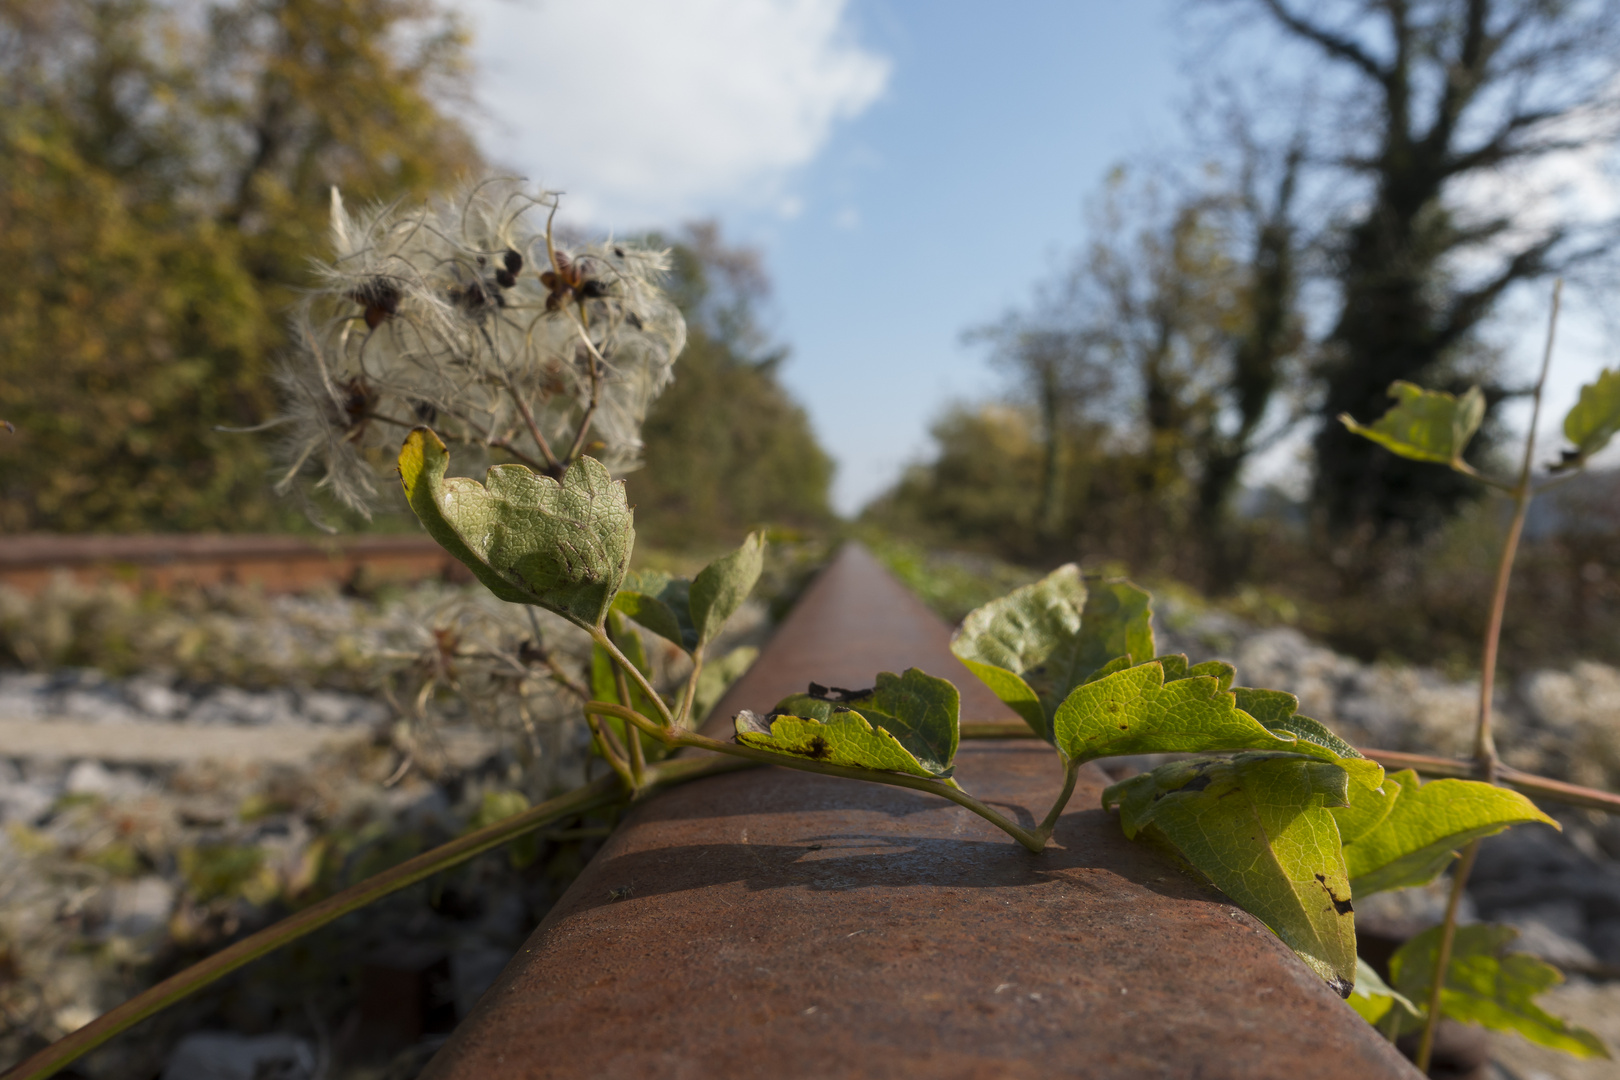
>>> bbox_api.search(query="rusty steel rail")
[0,533,469,594]
[422,544,1417,1079]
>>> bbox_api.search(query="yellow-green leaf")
[1559,367,1620,469]
[1343,770,1556,896]
[614,533,765,652]
[1390,924,1611,1058]
[689,532,765,646]
[951,566,1153,741]
[613,571,694,651]
[1339,381,1485,465]
[398,428,633,629]
[735,708,933,778]
[734,668,960,778]
[1103,752,1358,995]
[1348,956,1422,1027]
[1052,660,1351,767]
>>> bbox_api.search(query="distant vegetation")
[0,0,833,542]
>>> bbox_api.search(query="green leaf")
[1232,687,1363,761]
[1391,924,1611,1058]
[1343,770,1557,896]
[951,566,1153,742]
[398,428,633,629]
[1339,381,1485,466]
[846,668,961,775]
[613,571,695,651]
[1560,367,1620,469]
[1078,581,1156,682]
[1349,956,1422,1027]
[951,565,1084,740]
[1103,752,1358,995]
[691,645,759,725]
[1052,660,1350,767]
[734,668,960,778]
[689,532,765,646]
[1331,767,1401,847]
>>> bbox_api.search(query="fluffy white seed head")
[275,179,686,516]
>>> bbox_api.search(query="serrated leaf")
[1343,771,1556,896]
[1331,767,1401,847]
[1083,655,1134,684]
[735,710,936,777]
[1052,660,1346,767]
[1560,367,1620,468]
[398,428,632,629]
[689,532,765,646]
[1339,381,1485,466]
[951,567,1153,742]
[613,570,695,651]
[846,668,961,775]
[1103,752,1358,995]
[1232,687,1364,761]
[1349,956,1422,1027]
[1077,581,1156,681]
[1391,924,1611,1058]
[738,669,961,777]
[951,565,1085,741]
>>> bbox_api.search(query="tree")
[1222,0,1620,535]
[0,0,477,532]
[627,223,835,549]
[934,159,1305,582]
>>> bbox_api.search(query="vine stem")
[958,726,1620,815]
[675,644,705,730]
[1360,749,1620,815]
[584,701,1057,853]
[0,757,752,1080]
[502,372,562,475]
[563,310,606,463]
[1416,839,1481,1073]
[1036,758,1082,842]
[1418,278,1562,1075]
[605,622,646,786]
[592,626,675,727]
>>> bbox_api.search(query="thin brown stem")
[1475,280,1560,771]
[503,373,562,475]
[1361,749,1620,815]
[1419,278,1561,1068]
[953,724,1620,815]
[1416,839,1480,1074]
[487,435,546,472]
[563,314,605,463]
[521,608,590,703]
[1450,459,1514,493]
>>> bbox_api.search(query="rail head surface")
[423,544,1419,1079]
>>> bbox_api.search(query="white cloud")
[466,0,890,229]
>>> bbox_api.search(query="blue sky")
[464,0,1614,514]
